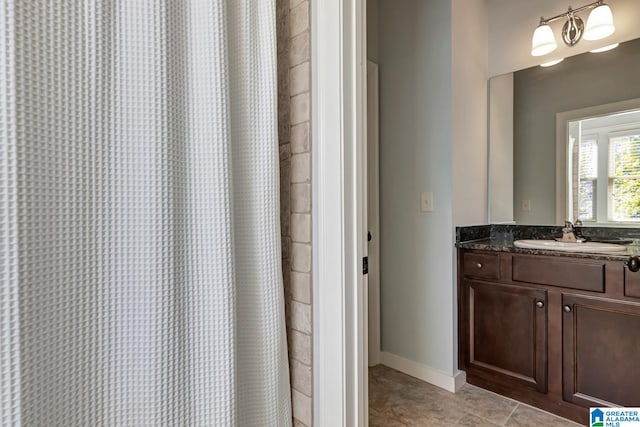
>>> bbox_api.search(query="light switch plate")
[522,199,531,212]
[421,192,434,212]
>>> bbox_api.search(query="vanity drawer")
[625,268,640,298]
[512,256,605,292]
[463,252,500,280]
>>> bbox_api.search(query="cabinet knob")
[476,263,483,269]
[536,301,544,308]
[564,305,572,313]
[626,256,640,272]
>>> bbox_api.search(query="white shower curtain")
[0,1,291,426]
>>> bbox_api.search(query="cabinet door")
[563,294,640,407]
[465,280,547,392]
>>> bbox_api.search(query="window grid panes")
[608,132,640,221]
[578,137,597,221]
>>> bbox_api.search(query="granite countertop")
[457,238,640,261]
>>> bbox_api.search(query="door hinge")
[363,256,369,275]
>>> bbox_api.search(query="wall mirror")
[558,100,640,226]
[488,37,640,226]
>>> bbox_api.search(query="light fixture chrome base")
[561,13,584,46]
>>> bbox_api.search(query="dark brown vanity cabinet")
[562,294,640,408]
[458,249,640,424]
[463,280,547,392]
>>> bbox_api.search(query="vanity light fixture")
[531,23,557,56]
[540,58,565,67]
[589,42,619,53]
[584,2,615,40]
[531,0,615,57]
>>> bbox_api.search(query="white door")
[367,61,381,367]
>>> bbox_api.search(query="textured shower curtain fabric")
[0,1,292,426]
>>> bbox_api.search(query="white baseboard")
[379,351,466,393]
[453,369,467,392]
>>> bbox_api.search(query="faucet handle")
[561,220,579,242]
[574,218,583,226]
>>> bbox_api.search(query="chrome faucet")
[561,221,586,243]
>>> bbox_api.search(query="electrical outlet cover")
[421,192,433,212]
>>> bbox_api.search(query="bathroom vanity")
[457,226,640,425]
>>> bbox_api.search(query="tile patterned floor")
[369,365,583,426]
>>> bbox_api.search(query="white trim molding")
[380,352,467,393]
[366,60,381,368]
[555,97,640,225]
[312,0,367,426]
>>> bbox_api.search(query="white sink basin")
[514,239,627,253]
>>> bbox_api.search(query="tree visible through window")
[609,132,640,221]
[567,108,640,224]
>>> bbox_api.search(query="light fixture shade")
[590,42,619,53]
[584,3,615,40]
[540,58,564,67]
[531,24,557,56]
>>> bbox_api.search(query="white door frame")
[366,61,381,367]
[312,0,368,425]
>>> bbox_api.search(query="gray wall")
[375,0,487,377]
[367,0,379,62]
[378,0,455,373]
[488,0,640,76]
[489,73,514,223]
[514,38,640,224]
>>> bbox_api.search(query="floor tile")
[369,365,581,427]
[450,383,518,425]
[455,413,502,426]
[505,404,582,427]
[369,406,408,427]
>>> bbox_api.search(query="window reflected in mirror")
[568,109,640,223]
